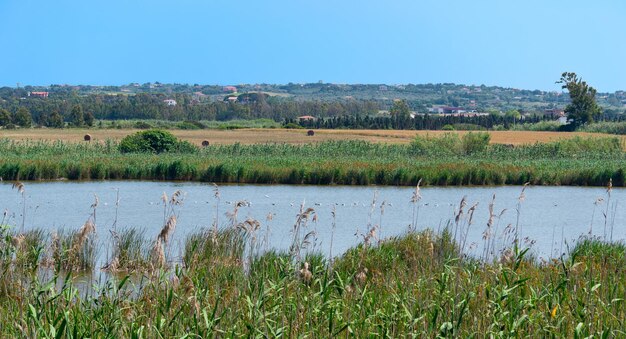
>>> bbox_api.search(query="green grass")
[0,136,625,186]
[1,223,626,336]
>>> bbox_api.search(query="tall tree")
[84,111,95,127]
[390,99,411,119]
[390,99,411,129]
[69,104,84,127]
[0,108,11,126]
[38,112,49,127]
[13,107,32,127]
[557,72,601,128]
[48,110,64,128]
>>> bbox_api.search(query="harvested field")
[0,128,623,146]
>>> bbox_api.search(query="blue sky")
[1,0,624,91]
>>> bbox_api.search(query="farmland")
[1,128,624,146]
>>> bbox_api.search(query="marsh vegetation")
[0,181,624,336]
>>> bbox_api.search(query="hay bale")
[84,134,92,142]
[201,140,210,147]
[307,130,315,136]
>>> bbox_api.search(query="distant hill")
[0,82,624,124]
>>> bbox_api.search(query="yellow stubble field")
[0,128,623,146]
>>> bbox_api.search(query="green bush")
[134,121,153,129]
[441,124,455,131]
[410,133,461,156]
[283,122,304,129]
[451,123,485,131]
[461,132,490,155]
[176,121,207,130]
[118,129,197,153]
[581,121,626,135]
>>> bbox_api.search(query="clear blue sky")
[1,0,624,91]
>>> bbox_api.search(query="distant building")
[429,106,466,114]
[163,99,177,106]
[378,85,388,91]
[223,86,237,93]
[544,108,565,117]
[29,91,49,98]
[192,92,208,102]
[297,115,316,121]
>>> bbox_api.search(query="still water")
[1,181,623,261]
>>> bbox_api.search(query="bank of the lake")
[0,137,624,186]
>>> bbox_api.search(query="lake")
[1,181,623,262]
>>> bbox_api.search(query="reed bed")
[0,181,625,336]
[0,136,625,186]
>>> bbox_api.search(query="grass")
[0,135,624,186]
[1,215,626,336]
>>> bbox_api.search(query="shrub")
[441,124,455,131]
[283,122,303,129]
[452,123,485,131]
[410,133,461,156]
[461,132,490,155]
[134,121,153,129]
[176,121,207,130]
[119,129,197,153]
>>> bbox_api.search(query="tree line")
[0,92,379,126]
[290,113,554,130]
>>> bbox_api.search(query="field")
[1,128,624,146]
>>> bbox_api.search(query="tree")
[0,108,11,126]
[505,109,521,120]
[390,99,411,119]
[84,111,95,127]
[13,107,32,127]
[48,110,65,128]
[38,112,49,127]
[557,72,601,128]
[69,104,84,127]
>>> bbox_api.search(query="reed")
[0,137,624,186]
[1,224,626,336]
[0,182,625,336]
